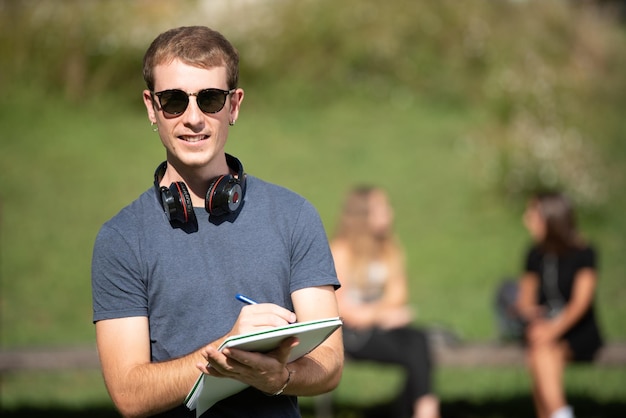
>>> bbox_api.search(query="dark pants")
[344,326,434,417]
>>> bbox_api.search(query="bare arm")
[96,303,297,417]
[286,285,344,395]
[516,272,542,322]
[96,317,206,418]
[527,268,598,344]
[380,247,410,308]
[332,241,378,327]
[552,268,597,335]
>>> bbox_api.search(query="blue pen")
[235,293,258,305]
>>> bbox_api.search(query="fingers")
[234,304,297,335]
[229,337,299,363]
[196,304,299,389]
[198,337,299,382]
[199,345,240,377]
[245,303,297,323]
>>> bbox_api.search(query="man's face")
[143,59,242,171]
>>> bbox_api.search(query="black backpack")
[494,278,526,342]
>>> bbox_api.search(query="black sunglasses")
[153,88,235,115]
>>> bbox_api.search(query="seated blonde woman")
[330,186,439,418]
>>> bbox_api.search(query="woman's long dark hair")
[533,191,582,254]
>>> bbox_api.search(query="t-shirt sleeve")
[577,246,597,271]
[91,222,148,323]
[288,200,340,293]
[524,245,541,274]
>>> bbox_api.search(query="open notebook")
[185,317,343,416]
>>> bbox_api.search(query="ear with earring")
[151,122,158,132]
[229,120,235,126]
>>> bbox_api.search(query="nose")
[180,95,205,128]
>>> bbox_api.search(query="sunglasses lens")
[197,89,228,113]
[158,90,189,115]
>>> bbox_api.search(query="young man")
[92,26,343,418]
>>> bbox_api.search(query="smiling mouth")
[179,135,209,143]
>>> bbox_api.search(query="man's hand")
[196,286,343,398]
[195,302,298,393]
[198,337,299,394]
[228,303,297,335]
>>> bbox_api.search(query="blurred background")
[1,0,625,417]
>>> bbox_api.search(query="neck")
[160,156,230,207]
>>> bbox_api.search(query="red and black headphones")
[153,154,246,224]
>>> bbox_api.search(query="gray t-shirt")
[92,175,339,417]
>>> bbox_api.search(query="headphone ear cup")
[160,181,195,224]
[205,175,243,217]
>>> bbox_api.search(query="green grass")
[2,364,625,417]
[1,85,625,415]
[1,370,111,409]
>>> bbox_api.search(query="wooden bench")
[2,341,625,372]
[435,341,626,367]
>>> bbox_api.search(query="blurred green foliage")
[231,0,626,206]
[2,0,625,205]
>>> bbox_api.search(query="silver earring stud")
[229,120,235,126]
[151,122,158,132]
